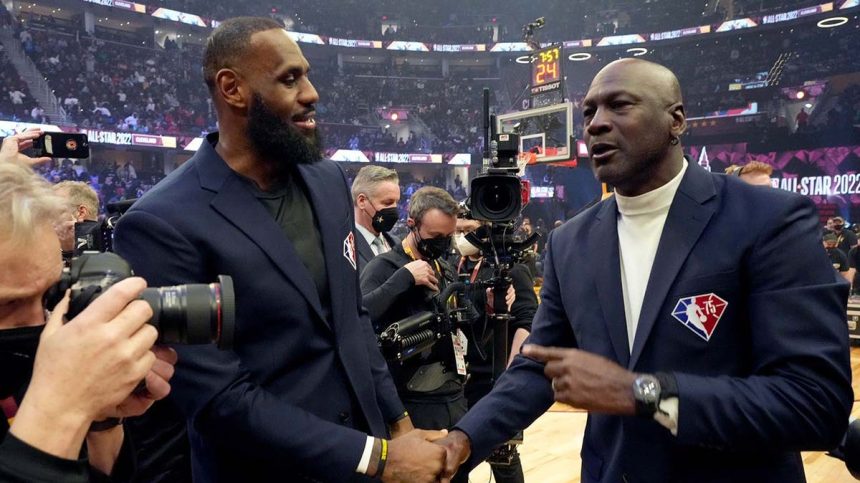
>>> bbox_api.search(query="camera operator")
[452,216,537,483]
[0,160,176,482]
[52,181,99,256]
[360,186,469,481]
[352,165,402,274]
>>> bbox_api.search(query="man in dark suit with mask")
[352,165,402,274]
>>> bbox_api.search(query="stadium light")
[568,53,592,61]
[626,47,648,56]
[817,17,848,28]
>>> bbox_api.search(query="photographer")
[452,216,536,483]
[360,187,468,475]
[0,160,176,482]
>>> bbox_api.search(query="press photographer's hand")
[21,278,157,419]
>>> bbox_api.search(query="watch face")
[635,375,660,403]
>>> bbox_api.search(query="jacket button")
[339,411,350,423]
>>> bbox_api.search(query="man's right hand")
[435,429,472,482]
[10,277,157,459]
[404,260,439,291]
[382,429,448,483]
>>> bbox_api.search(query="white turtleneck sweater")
[615,159,688,435]
[616,159,688,352]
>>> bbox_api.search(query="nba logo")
[343,232,356,270]
[671,293,727,341]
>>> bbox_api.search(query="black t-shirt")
[246,172,330,310]
[827,247,849,272]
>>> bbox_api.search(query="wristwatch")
[632,374,661,417]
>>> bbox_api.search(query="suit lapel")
[195,139,329,329]
[591,198,631,367]
[628,164,717,369]
[354,228,375,267]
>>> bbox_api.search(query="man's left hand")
[523,344,637,415]
[112,345,177,418]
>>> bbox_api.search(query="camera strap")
[456,257,484,284]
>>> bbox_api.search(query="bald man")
[436,59,851,482]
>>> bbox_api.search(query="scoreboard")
[532,45,561,88]
[530,45,563,107]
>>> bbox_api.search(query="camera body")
[377,282,477,362]
[44,252,236,349]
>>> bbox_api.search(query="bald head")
[592,58,683,107]
[582,58,687,196]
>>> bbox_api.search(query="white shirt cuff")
[355,436,375,474]
[654,397,679,436]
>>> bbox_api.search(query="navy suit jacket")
[354,228,399,275]
[114,134,404,482]
[456,162,853,483]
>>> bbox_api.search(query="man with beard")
[435,59,851,482]
[114,17,446,483]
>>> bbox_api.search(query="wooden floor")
[468,347,860,482]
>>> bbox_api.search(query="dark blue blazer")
[115,133,404,482]
[456,162,853,483]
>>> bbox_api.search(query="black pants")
[464,371,526,483]
[403,390,469,483]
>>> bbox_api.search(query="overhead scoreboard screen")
[530,45,562,95]
[530,45,563,108]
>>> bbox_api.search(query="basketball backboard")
[496,102,573,163]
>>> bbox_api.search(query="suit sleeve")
[454,230,577,467]
[360,257,415,328]
[114,210,367,481]
[673,195,853,451]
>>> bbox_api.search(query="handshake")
[379,426,473,483]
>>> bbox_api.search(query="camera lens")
[140,275,235,350]
[471,174,522,222]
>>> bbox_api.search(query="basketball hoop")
[517,151,536,175]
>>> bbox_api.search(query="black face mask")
[0,325,43,399]
[368,203,399,234]
[414,226,452,260]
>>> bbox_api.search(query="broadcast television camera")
[44,252,236,350]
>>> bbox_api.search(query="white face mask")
[454,233,480,257]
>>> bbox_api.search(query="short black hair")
[202,17,283,92]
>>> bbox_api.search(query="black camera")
[377,282,477,362]
[470,133,527,223]
[44,252,236,350]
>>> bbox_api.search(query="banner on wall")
[688,143,860,222]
